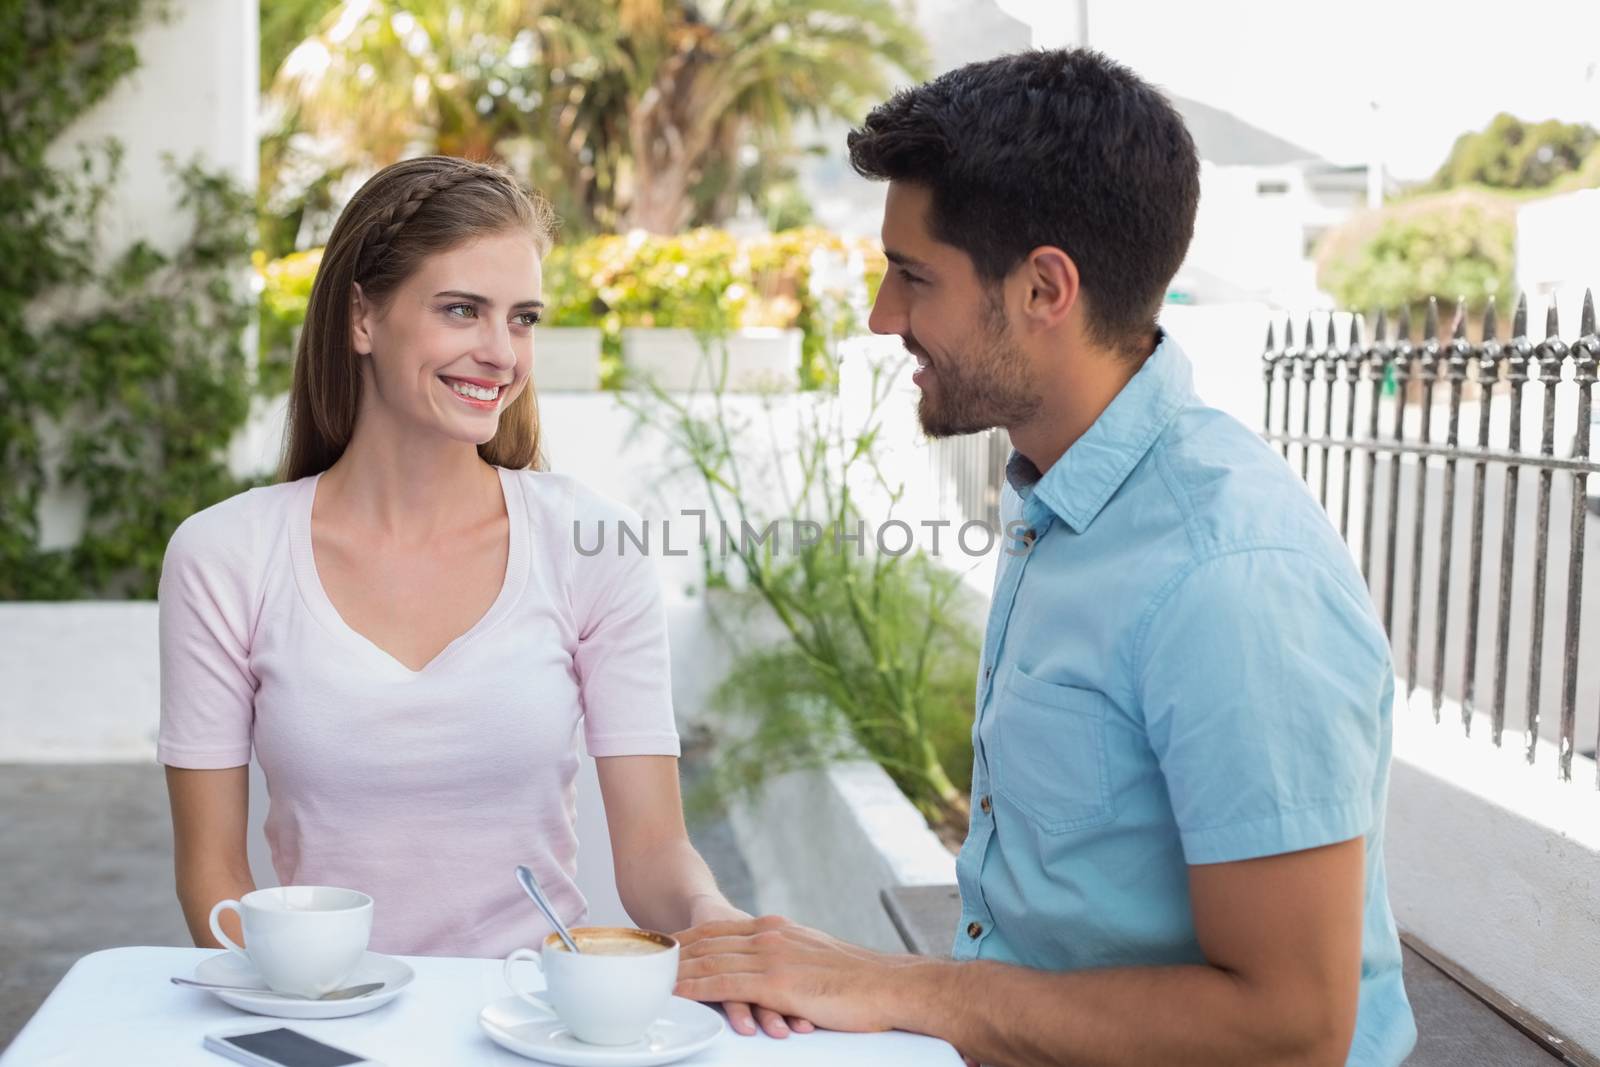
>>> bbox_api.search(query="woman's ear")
[350,283,375,356]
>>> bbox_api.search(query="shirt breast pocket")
[993,666,1115,834]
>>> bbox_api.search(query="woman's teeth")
[446,379,500,401]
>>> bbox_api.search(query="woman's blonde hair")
[280,156,557,482]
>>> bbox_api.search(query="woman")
[159,156,803,1038]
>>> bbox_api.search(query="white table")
[1,947,962,1066]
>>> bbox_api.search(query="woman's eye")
[513,311,542,328]
[444,303,477,319]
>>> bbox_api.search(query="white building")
[799,0,1377,310]
[1516,186,1600,326]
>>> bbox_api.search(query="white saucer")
[190,950,413,1019]
[479,995,725,1065]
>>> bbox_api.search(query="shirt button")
[979,795,992,814]
[967,921,984,939]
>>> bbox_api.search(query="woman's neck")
[317,408,502,542]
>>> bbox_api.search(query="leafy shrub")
[1315,190,1515,319]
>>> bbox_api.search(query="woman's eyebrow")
[433,289,545,310]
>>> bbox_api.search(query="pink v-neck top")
[157,467,680,958]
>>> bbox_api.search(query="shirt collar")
[1006,330,1195,534]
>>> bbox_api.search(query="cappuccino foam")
[559,932,667,956]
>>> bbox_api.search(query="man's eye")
[898,268,922,285]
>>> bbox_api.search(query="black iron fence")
[1263,294,1600,785]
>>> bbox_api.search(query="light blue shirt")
[953,332,1416,1066]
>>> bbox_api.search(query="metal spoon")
[171,976,385,1001]
[514,864,581,954]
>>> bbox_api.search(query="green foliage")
[628,358,977,832]
[260,0,927,244]
[256,246,321,395]
[259,0,340,91]
[260,228,888,392]
[543,227,887,389]
[0,0,257,599]
[1315,190,1516,319]
[1431,112,1600,192]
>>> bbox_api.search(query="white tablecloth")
[1,947,962,1066]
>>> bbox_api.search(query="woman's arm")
[165,765,255,947]
[596,755,811,1039]
[594,755,739,933]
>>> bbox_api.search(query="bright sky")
[1004,0,1600,181]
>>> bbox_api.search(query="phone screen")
[221,1028,365,1067]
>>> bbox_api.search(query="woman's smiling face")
[350,229,544,446]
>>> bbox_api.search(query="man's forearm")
[890,957,1350,1067]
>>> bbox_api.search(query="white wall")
[725,761,957,952]
[43,0,257,257]
[1386,689,1600,1054]
[1517,188,1600,307]
[37,0,259,552]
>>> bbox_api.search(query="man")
[674,48,1416,1067]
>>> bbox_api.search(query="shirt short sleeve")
[157,511,258,768]
[1134,547,1390,865]
[569,500,680,758]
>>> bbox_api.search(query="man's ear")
[1019,246,1080,331]
[350,282,375,356]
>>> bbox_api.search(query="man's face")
[868,182,1041,437]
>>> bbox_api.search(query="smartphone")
[203,1023,382,1067]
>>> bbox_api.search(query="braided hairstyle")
[281,157,557,481]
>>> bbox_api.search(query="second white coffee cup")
[208,885,373,998]
[504,926,679,1045]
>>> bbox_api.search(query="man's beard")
[914,296,1041,438]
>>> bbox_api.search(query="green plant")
[1315,189,1516,320]
[256,246,322,395]
[0,0,258,599]
[1431,113,1600,192]
[628,354,976,834]
[261,0,927,241]
[541,227,886,389]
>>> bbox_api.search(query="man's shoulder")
[1145,402,1355,575]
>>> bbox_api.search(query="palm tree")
[265,0,926,236]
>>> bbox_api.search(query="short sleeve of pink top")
[156,467,680,958]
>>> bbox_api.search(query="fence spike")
[1326,313,1338,351]
[1285,314,1296,349]
[1482,300,1499,341]
[1513,292,1528,338]
[1425,296,1439,340]
[1350,313,1365,350]
[1374,307,1388,342]
[1451,297,1467,340]
[1545,298,1560,339]
[1304,314,1316,353]
[1265,321,1276,352]
[1397,305,1412,343]
[1582,289,1595,337]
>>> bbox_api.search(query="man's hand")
[675,914,921,1033]
[676,907,815,1039]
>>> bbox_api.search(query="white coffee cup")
[504,926,679,1046]
[208,886,373,997]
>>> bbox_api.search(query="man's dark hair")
[848,49,1200,354]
